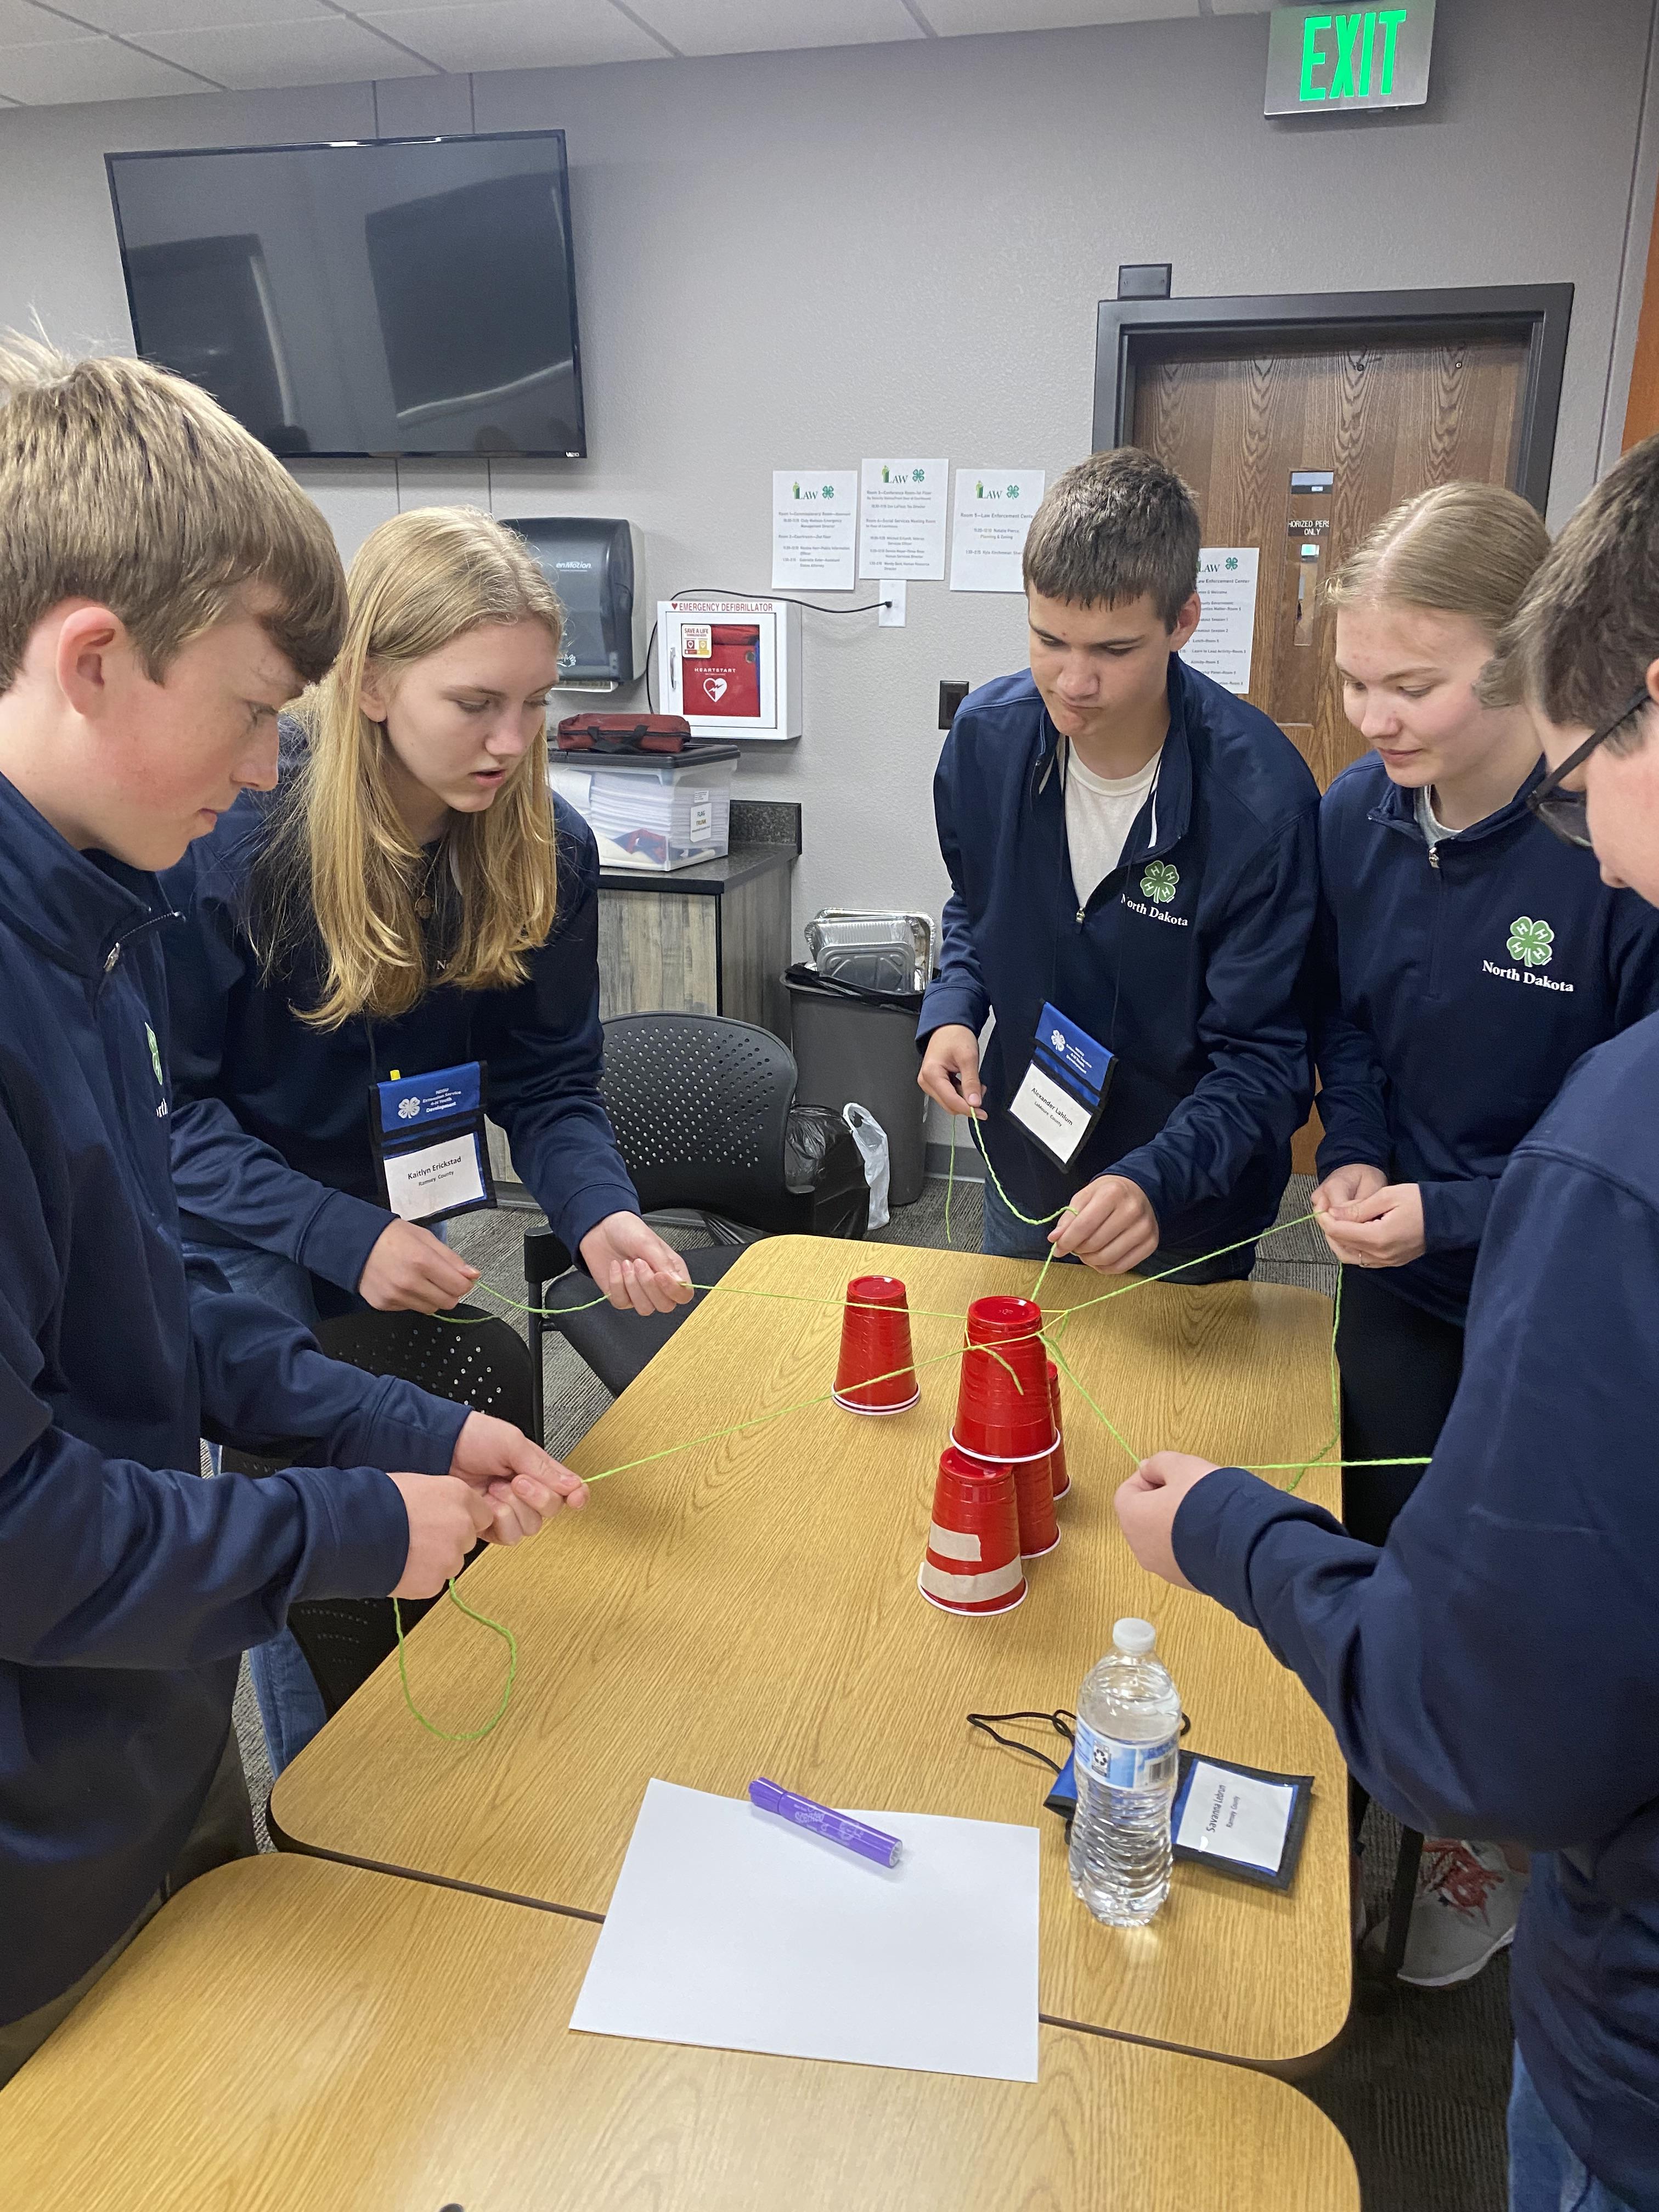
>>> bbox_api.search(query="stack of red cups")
[947,1295,1060,1561]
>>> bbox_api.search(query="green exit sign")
[1266,2,1435,116]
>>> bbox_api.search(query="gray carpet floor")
[234,1172,1511,2208]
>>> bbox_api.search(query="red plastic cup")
[1013,1449,1061,1558]
[832,1274,919,1414]
[917,1446,1026,1616]
[1047,1362,1070,1502]
[951,1295,1057,1462]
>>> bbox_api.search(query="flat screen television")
[106,131,585,460]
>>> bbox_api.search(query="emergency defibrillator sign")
[1265,3,1434,116]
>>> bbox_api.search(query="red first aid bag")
[555,714,690,754]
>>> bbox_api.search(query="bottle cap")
[1113,1617,1156,1656]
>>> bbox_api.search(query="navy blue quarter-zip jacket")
[1312,753,1659,1323]
[160,776,640,1294]
[0,770,465,2024]
[919,661,1319,1252]
[1175,1013,1659,2208]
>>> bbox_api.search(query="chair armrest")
[523,1226,574,1294]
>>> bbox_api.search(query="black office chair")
[524,1012,868,1431]
[222,1306,535,1718]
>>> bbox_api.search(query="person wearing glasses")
[1300,483,1659,1989]
[1118,437,1659,2212]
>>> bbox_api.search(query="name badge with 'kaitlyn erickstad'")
[368,1059,497,1227]
[1007,1002,1114,1169]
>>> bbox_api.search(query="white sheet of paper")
[1175,1760,1295,1872]
[381,1132,484,1222]
[571,1779,1040,2081]
[949,468,1046,592]
[772,469,857,590]
[1186,548,1261,693]
[1007,1059,1091,1165]
[859,458,949,580]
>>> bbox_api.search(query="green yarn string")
[392,1575,517,1742]
[398,1156,1425,1737]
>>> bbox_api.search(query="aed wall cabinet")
[656,597,804,741]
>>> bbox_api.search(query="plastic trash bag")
[841,1102,891,1232]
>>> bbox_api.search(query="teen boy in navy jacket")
[918,450,1319,1280]
[0,341,583,2080]
[1119,436,1659,2211]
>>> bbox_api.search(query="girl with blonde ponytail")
[1302,481,1659,1988]
[163,505,690,1768]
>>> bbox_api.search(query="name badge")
[1007,1002,1114,1168]
[368,1059,497,1226]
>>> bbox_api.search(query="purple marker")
[748,1778,903,1869]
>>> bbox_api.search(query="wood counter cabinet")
[596,804,798,1039]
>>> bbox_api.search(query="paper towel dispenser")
[511,516,645,692]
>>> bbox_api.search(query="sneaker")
[1371,1839,1527,1989]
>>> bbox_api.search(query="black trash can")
[784,966,928,1209]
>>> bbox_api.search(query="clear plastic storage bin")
[548,744,740,873]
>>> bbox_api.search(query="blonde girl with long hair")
[165,505,689,1766]
[1299,480,1659,1987]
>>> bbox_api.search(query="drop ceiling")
[0,0,1271,109]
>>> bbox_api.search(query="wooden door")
[1134,334,1528,787]
[1132,332,1529,1168]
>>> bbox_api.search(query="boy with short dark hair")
[0,338,584,2081]
[918,447,1319,1278]
[1119,436,1659,2211]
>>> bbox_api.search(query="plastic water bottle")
[1069,1618,1182,1926]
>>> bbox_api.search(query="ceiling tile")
[918,0,1197,29]
[0,31,211,94]
[627,0,922,55]
[1208,1,1272,12]
[0,0,93,44]
[53,0,329,34]
[358,0,665,71]
[143,12,432,83]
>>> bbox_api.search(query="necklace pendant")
[414,894,433,918]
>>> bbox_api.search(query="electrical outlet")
[878,579,906,627]
[939,679,970,730]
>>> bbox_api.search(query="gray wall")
[2,0,1655,1126]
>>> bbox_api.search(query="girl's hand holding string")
[1312,1169,1426,1267]
[580,1212,695,1317]
[359,1217,480,1312]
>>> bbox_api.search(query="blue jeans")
[187,1237,331,1775]
[979,1172,1256,1286]
[1509,2047,1639,2212]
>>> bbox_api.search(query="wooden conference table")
[272,1237,1351,2069]
[0,1857,1361,2211]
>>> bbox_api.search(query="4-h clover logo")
[1050,1029,1066,1052]
[397,1096,421,1121]
[1507,916,1554,968]
[822,483,835,498]
[1224,555,1239,571]
[1141,861,1180,905]
[911,468,926,482]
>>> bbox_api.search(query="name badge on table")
[1007,1002,1115,1168]
[368,1060,497,1226]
